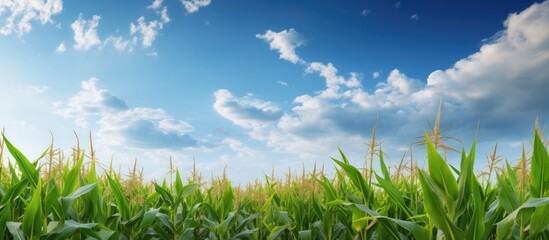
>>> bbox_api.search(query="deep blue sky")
[1,0,548,183]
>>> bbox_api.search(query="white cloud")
[71,14,101,51]
[256,29,305,64]
[372,71,380,79]
[130,16,162,48]
[411,14,419,21]
[158,118,194,134]
[55,78,199,149]
[55,41,65,53]
[103,35,136,52]
[361,9,371,17]
[0,0,63,36]
[55,78,128,127]
[412,1,549,126]
[148,0,163,10]
[160,7,170,23]
[213,89,283,129]
[221,138,262,161]
[277,81,288,86]
[220,1,549,161]
[146,51,158,57]
[394,1,401,8]
[27,85,49,94]
[181,0,211,14]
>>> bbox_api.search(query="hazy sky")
[1,0,548,183]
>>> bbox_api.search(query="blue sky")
[1,0,548,183]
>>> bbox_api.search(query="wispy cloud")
[55,78,200,149]
[55,42,66,53]
[213,89,283,129]
[411,14,419,21]
[361,9,372,17]
[0,0,63,36]
[277,81,288,86]
[256,29,305,64]
[372,71,380,79]
[71,15,101,51]
[27,85,49,94]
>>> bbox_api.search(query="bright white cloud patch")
[130,16,162,48]
[55,78,199,149]
[71,15,101,51]
[215,2,549,160]
[372,71,380,79]
[55,42,65,53]
[256,29,305,64]
[181,0,211,14]
[0,0,63,36]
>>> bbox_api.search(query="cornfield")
[0,125,549,240]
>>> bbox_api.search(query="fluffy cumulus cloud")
[256,29,305,64]
[181,0,211,14]
[0,0,63,36]
[55,78,199,149]
[71,15,101,51]
[215,1,549,160]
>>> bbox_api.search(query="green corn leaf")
[496,197,549,239]
[236,213,260,232]
[175,169,184,197]
[496,173,519,213]
[181,183,199,198]
[312,221,327,240]
[154,183,174,206]
[7,222,25,240]
[106,175,130,220]
[298,230,312,240]
[1,178,28,205]
[375,173,414,217]
[268,225,289,240]
[2,135,39,188]
[61,153,85,196]
[418,170,464,240]
[333,157,370,202]
[529,132,549,234]
[217,211,236,235]
[379,148,391,181]
[42,220,97,240]
[424,132,459,200]
[139,208,159,229]
[156,212,175,234]
[531,131,549,198]
[59,182,98,220]
[22,178,43,238]
[231,228,258,240]
[375,216,429,240]
[0,202,12,240]
[466,177,485,240]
